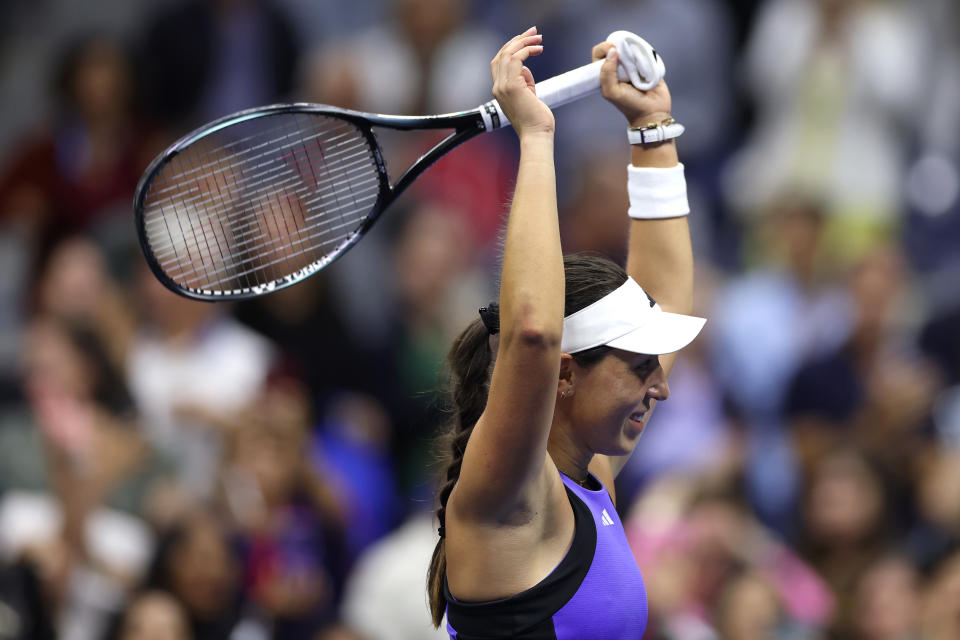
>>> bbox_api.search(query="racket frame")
[135,57,608,301]
[134,102,488,301]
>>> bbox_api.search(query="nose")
[646,366,670,402]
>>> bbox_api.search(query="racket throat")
[388,126,485,200]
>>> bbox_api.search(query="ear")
[557,353,576,398]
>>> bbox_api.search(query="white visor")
[560,277,706,355]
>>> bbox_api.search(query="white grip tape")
[536,59,604,109]
[480,30,664,131]
[481,60,602,131]
[627,164,689,219]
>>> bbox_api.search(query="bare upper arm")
[450,327,562,524]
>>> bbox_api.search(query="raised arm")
[591,43,694,480]
[450,28,565,522]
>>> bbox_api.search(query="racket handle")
[480,59,603,131]
[536,59,604,109]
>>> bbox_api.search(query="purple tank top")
[444,471,648,639]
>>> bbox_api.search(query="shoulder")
[587,455,617,506]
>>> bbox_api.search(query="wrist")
[630,139,679,168]
[518,129,555,148]
[628,116,684,148]
[628,112,672,129]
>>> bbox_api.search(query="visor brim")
[604,310,706,355]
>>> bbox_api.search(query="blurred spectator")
[111,590,192,640]
[796,448,892,637]
[338,511,447,640]
[272,0,384,46]
[0,316,168,640]
[902,0,960,273]
[384,202,493,498]
[725,0,929,264]
[851,554,922,640]
[0,34,148,240]
[710,193,849,532]
[127,267,275,502]
[312,626,368,640]
[302,0,499,116]
[904,448,960,572]
[785,244,938,484]
[918,547,960,640]
[31,234,136,372]
[626,476,833,638]
[137,0,301,132]
[0,35,148,396]
[919,301,960,449]
[713,570,806,640]
[219,380,346,637]
[233,276,388,407]
[716,194,848,423]
[311,393,403,559]
[0,557,55,640]
[560,154,631,266]
[297,0,513,252]
[618,268,735,508]
[143,510,266,640]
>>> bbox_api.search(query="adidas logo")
[600,508,614,527]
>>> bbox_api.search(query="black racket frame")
[134,102,496,301]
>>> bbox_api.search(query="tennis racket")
[134,54,620,301]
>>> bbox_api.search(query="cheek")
[580,377,637,423]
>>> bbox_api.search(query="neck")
[547,420,594,486]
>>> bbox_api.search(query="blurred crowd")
[0,0,958,638]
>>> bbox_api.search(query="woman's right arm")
[451,28,564,522]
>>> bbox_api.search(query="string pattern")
[141,113,381,296]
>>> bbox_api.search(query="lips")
[629,412,646,423]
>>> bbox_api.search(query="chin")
[605,434,642,457]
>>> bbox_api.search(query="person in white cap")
[426,28,705,638]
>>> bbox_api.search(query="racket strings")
[141,113,381,293]
[154,121,372,289]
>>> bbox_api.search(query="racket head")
[134,104,390,301]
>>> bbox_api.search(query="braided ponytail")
[427,315,496,627]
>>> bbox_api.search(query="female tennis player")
[427,28,705,638]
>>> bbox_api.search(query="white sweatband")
[627,163,689,219]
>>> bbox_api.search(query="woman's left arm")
[590,44,694,482]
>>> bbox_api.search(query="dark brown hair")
[426,253,627,626]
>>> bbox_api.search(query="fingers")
[520,66,535,90]
[592,41,615,63]
[501,26,539,55]
[598,47,620,99]
[491,28,543,75]
[491,28,544,94]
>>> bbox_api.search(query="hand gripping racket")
[134,32,663,300]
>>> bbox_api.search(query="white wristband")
[627,163,689,219]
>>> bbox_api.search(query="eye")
[632,356,659,378]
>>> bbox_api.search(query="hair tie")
[437,525,446,538]
[478,303,500,335]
